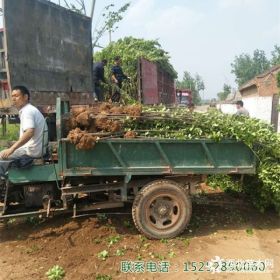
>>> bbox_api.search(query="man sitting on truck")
[0,85,48,179]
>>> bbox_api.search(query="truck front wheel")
[132,179,192,239]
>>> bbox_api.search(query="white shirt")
[19,103,48,157]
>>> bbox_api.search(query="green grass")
[97,250,109,261]
[246,228,254,235]
[0,124,19,151]
[0,124,19,141]
[96,274,112,280]
[46,265,65,280]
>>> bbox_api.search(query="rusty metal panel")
[157,68,175,104]
[139,58,159,104]
[0,80,13,113]
[3,0,93,107]
[139,58,175,105]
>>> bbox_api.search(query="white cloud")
[126,0,156,24]
[146,5,204,37]
[219,0,267,10]
[123,1,204,39]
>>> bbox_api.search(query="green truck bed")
[60,138,256,176]
[8,137,256,184]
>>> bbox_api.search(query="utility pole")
[90,0,97,99]
[109,29,112,43]
[91,0,96,53]
[90,0,96,22]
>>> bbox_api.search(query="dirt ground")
[0,194,279,280]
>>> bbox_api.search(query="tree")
[92,3,130,47]
[94,37,177,100]
[176,71,204,105]
[194,74,205,91]
[231,53,253,87]
[271,45,280,66]
[195,74,205,102]
[252,49,270,74]
[231,49,270,87]
[217,84,231,101]
[49,2,130,48]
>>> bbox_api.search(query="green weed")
[46,265,65,280]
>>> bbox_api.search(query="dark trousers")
[0,155,34,178]
[95,83,104,102]
[111,83,121,102]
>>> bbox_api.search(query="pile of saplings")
[124,106,280,214]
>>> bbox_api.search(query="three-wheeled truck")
[0,98,257,239]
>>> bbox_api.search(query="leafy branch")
[92,3,130,47]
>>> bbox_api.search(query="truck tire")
[132,179,192,239]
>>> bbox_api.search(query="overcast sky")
[1,0,279,98]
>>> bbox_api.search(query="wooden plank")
[271,94,279,131]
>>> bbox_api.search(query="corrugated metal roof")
[255,64,280,78]
[239,64,280,92]
[239,78,257,91]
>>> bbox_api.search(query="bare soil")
[0,194,279,280]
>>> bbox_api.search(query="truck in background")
[176,88,193,107]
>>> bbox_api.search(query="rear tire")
[132,179,192,239]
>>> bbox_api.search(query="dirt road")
[0,199,279,280]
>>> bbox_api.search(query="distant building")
[217,65,280,132]
[239,65,280,132]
